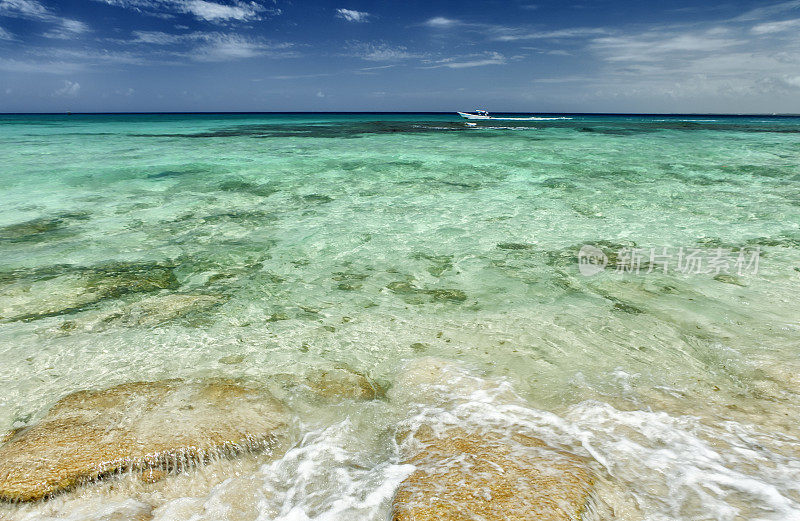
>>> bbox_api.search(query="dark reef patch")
[386,279,467,303]
[410,253,454,277]
[497,243,535,251]
[0,261,179,322]
[217,179,278,197]
[302,194,334,204]
[545,240,636,268]
[0,212,90,243]
[332,271,370,291]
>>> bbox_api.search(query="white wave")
[394,361,800,521]
[489,116,572,121]
[152,419,414,521]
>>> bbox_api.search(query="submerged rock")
[410,253,453,277]
[273,365,383,402]
[303,367,383,400]
[0,212,89,243]
[53,293,225,332]
[0,262,179,322]
[392,426,596,521]
[302,193,334,204]
[0,379,288,502]
[217,179,277,197]
[497,242,535,250]
[386,281,467,304]
[105,293,225,327]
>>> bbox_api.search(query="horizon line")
[1,111,800,117]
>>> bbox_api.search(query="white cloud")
[0,25,13,39]
[733,0,800,21]
[128,30,296,60]
[345,41,421,61]
[336,8,369,23]
[132,30,185,44]
[182,0,263,21]
[54,80,80,97]
[590,31,740,62]
[493,27,609,41]
[358,64,395,71]
[0,0,90,36]
[94,0,278,23]
[316,90,325,97]
[423,16,461,28]
[271,72,331,80]
[43,18,89,38]
[191,35,294,61]
[751,17,800,34]
[0,0,50,19]
[576,16,800,105]
[426,51,507,68]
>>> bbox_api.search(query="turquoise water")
[1,113,799,520]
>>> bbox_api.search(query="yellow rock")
[272,365,383,401]
[0,379,288,502]
[303,366,383,400]
[392,426,596,521]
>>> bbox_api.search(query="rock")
[139,468,167,484]
[0,379,288,501]
[386,281,467,304]
[497,242,535,250]
[52,294,225,332]
[273,365,383,401]
[391,359,600,520]
[218,354,246,365]
[392,426,596,521]
[713,273,747,286]
[304,367,383,400]
[390,357,499,403]
[425,289,466,302]
[107,293,225,327]
[0,212,89,243]
[0,262,179,322]
[36,499,155,521]
[0,217,64,242]
[302,194,334,204]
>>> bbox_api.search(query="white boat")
[457,110,574,122]
[458,109,492,120]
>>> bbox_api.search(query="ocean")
[1,113,799,520]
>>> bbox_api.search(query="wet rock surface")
[0,379,288,502]
[386,280,467,303]
[272,365,383,402]
[0,262,179,322]
[392,426,596,521]
[391,358,599,521]
[60,293,227,330]
[0,213,90,244]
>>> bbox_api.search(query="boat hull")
[458,112,492,120]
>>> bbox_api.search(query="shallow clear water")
[1,113,799,520]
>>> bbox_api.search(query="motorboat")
[457,109,492,120]
[457,110,574,122]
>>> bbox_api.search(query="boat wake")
[487,116,572,121]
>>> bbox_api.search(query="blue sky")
[0,0,799,112]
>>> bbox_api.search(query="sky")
[0,0,799,113]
